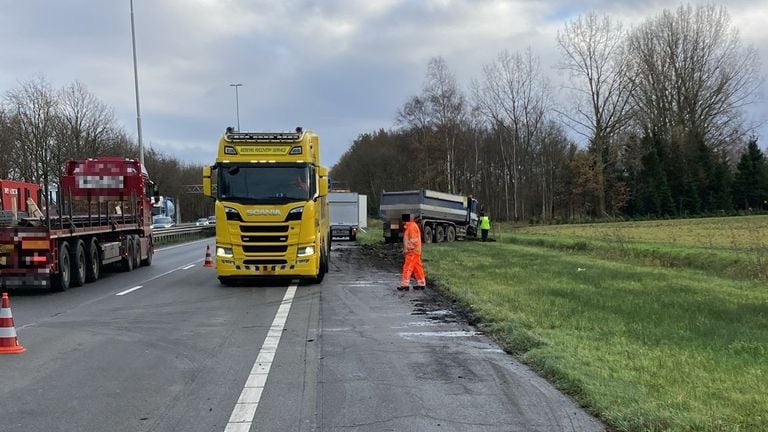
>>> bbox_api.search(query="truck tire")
[85,238,100,282]
[435,225,445,243]
[141,236,153,266]
[310,249,327,284]
[70,240,87,287]
[53,242,71,292]
[122,237,134,272]
[424,225,435,243]
[131,235,141,270]
[446,226,456,242]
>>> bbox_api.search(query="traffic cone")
[0,293,26,354]
[204,245,214,267]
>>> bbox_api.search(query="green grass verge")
[502,232,768,281]
[424,241,768,432]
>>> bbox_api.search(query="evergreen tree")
[733,138,768,210]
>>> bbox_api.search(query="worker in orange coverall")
[398,214,426,291]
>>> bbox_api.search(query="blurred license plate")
[333,230,348,236]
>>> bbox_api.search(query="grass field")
[413,216,768,432]
[497,216,768,281]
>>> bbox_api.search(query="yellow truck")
[203,127,330,285]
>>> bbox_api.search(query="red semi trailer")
[0,157,156,291]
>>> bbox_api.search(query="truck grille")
[242,245,288,254]
[240,225,289,233]
[243,259,288,265]
[241,235,288,243]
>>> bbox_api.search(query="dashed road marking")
[116,286,143,296]
[224,281,298,432]
[181,264,196,270]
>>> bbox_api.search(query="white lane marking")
[114,260,199,297]
[224,282,298,432]
[154,238,211,252]
[116,286,143,296]
[181,264,196,270]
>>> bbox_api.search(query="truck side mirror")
[317,166,329,197]
[202,166,212,197]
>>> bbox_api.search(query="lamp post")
[229,83,243,131]
[129,0,144,166]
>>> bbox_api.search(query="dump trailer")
[202,127,331,285]
[329,191,360,241]
[0,157,156,291]
[379,189,479,243]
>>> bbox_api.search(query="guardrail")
[152,225,215,244]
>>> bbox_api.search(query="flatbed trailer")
[0,157,156,291]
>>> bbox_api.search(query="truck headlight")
[216,247,233,258]
[297,245,315,256]
[285,206,304,222]
[224,206,242,221]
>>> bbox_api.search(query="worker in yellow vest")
[479,213,491,242]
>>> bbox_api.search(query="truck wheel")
[85,238,100,282]
[435,225,445,243]
[69,240,86,287]
[141,237,153,266]
[446,226,456,242]
[122,237,134,272]
[423,226,433,243]
[310,249,327,284]
[53,242,71,292]
[131,235,141,269]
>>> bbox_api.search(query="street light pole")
[229,83,243,131]
[130,0,144,166]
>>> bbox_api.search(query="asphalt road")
[0,238,604,432]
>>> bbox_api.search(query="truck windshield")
[218,164,314,203]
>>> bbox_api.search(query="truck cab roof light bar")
[225,132,302,142]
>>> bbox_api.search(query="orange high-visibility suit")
[400,221,426,289]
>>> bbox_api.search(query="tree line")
[0,78,212,222]
[331,4,768,222]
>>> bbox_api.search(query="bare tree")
[5,78,60,189]
[557,12,634,216]
[56,81,118,160]
[473,49,549,220]
[0,109,16,179]
[424,57,467,193]
[629,4,761,151]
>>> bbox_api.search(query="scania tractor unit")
[0,157,156,291]
[203,127,330,285]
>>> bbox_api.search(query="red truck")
[0,157,156,291]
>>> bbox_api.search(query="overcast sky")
[1,0,766,167]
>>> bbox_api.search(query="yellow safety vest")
[479,216,490,230]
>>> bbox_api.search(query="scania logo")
[246,209,282,216]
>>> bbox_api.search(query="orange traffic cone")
[0,293,26,354]
[204,245,214,267]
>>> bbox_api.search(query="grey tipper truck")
[329,191,360,240]
[379,189,479,243]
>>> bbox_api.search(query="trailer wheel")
[435,225,445,243]
[70,240,87,287]
[446,226,456,242]
[131,235,141,270]
[423,225,433,243]
[122,237,134,272]
[141,236,153,266]
[53,242,71,292]
[85,238,100,282]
